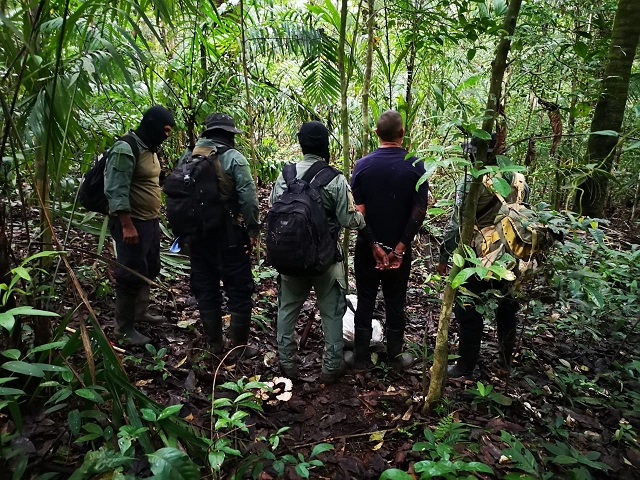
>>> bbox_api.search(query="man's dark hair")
[376,110,403,142]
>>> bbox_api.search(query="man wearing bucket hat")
[269,120,366,383]
[182,113,260,360]
[437,133,530,377]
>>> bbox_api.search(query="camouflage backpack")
[473,173,556,277]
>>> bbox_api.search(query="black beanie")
[298,121,330,161]
[135,105,175,151]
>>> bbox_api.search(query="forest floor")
[16,187,640,479]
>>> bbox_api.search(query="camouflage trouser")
[277,262,347,374]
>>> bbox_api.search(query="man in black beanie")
[104,105,175,345]
[269,121,366,383]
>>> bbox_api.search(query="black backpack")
[266,161,341,277]
[78,135,139,215]
[163,146,229,237]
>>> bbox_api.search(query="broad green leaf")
[492,176,511,197]
[2,306,59,318]
[469,128,492,140]
[453,253,465,268]
[140,408,157,422]
[2,361,44,377]
[158,404,183,421]
[208,451,224,471]
[148,447,200,480]
[491,392,513,406]
[2,349,21,360]
[552,455,578,465]
[379,469,413,480]
[584,286,604,308]
[75,388,105,404]
[452,268,477,289]
[0,387,26,395]
[573,41,589,58]
[310,443,334,458]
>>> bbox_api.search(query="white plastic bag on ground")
[342,294,384,346]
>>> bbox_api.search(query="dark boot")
[135,284,165,324]
[496,300,518,370]
[201,308,223,354]
[319,360,346,384]
[228,312,259,360]
[386,328,415,370]
[448,312,483,377]
[350,327,374,371]
[115,291,151,345]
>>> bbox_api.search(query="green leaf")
[466,48,476,61]
[2,360,45,377]
[552,455,578,465]
[310,443,333,458]
[490,392,513,406]
[140,408,157,422]
[68,409,81,436]
[589,130,619,137]
[158,404,183,421]
[295,463,310,479]
[573,41,589,58]
[0,387,26,395]
[75,388,105,404]
[469,128,492,140]
[452,268,477,289]
[584,286,604,308]
[148,447,200,480]
[379,469,414,480]
[492,176,511,197]
[28,340,67,355]
[2,349,21,360]
[208,451,224,471]
[453,253,465,268]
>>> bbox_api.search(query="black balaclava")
[298,121,330,163]
[134,105,175,152]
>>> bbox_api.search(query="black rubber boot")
[346,327,374,371]
[496,300,518,370]
[228,312,259,360]
[386,328,415,370]
[448,311,483,377]
[115,290,151,346]
[135,284,165,324]
[201,308,223,354]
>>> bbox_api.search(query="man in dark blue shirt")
[349,110,428,371]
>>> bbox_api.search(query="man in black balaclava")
[104,105,175,345]
[269,121,366,383]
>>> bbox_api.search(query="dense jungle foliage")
[0,0,639,478]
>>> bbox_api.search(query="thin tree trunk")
[426,0,523,410]
[574,0,640,218]
[338,0,350,283]
[361,0,375,157]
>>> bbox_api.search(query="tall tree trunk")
[574,0,640,218]
[338,0,351,283]
[426,0,523,410]
[361,0,375,157]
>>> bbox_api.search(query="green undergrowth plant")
[468,381,513,415]
[500,431,611,480]
[380,414,493,480]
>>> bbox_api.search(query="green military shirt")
[270,154,366,244]
[104,132,161,220]
[178,139,260,237]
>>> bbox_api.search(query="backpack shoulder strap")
[283,163,297,186]
[301,160,330,184]
[310,165,340,189]
[117,134,140,162]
